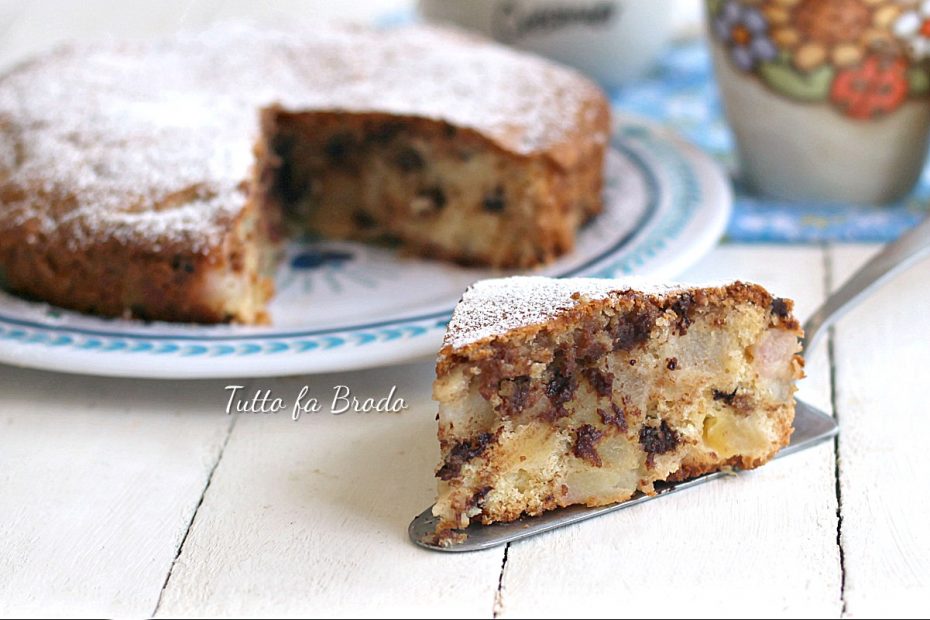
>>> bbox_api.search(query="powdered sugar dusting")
[0,23,604,254]
[444,276,697,350]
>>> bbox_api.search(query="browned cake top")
[438,276,796,375]
[443,276,696,349]
[0,23,608,256]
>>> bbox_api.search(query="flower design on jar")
[708,0,930,119]
[713,1,778,70]
[764,0,902,71]
[893,0,930,59]
[830,55,909,118]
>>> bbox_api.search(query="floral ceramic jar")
[707,0,930,203]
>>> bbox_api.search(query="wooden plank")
[155,361,503,618]
[497,245,843,617]
[0,368,235,617]
[830,245,930,618]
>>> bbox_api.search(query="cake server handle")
[802,215,930,355]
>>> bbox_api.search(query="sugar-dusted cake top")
[444,276,697,350]
[0,23,607,255]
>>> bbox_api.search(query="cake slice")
[432,276,803,543]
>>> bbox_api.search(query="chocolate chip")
[713,387,753,414]
[639,421,679,466]
[276,158,310,204]
[666,357,678,371]
[368,122,404,144]
[271,135,309,203]
[470,486,492,509]
[395,147,424,172]
[583,368,613,398]
[352,210,377,229]
[670,293,695,335]
[573,424,603,467]
[772,297,790,319]
[325,133,355,162]
[545,370,576,418]
[272,133,296,156]
[271,135,310,204]
[482,187,506,213]
[171,255,195,274]
[713,388,738,405]
[577,339,608,365]
[510,378,530,410]
[597,402,627,432]
[437,432,494,481]
[612,306,657,351]
[499,376,534,416]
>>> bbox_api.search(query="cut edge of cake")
[0,24,610,324]
[432,276,804,545]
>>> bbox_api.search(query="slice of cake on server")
[431,276,803,544]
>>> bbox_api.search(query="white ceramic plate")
[0,119,731,378]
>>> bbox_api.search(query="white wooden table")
[1,2,928,618]
[3,244,927,618]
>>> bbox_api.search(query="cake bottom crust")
[0,193,276,324]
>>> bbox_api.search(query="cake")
[432,276,803,543]
[0,24,609,323]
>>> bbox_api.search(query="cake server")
[410,215,930,552]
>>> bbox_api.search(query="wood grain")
[154,361,504,618]
[496,245,843,617]
[0,368,235,617]
[830,245,930,618]
[7,242,925,616]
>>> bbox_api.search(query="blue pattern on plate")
[0,313,452,357]
[290,249,354,270]
[612,40,929,243]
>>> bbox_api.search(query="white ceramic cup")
[417,0,676,89]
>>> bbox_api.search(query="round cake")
[0,24,610,323]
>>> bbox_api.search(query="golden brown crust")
[437,280,787,376]
[0,190,275,323]
[0,24,610,323]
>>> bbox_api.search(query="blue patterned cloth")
[612,40,929,243]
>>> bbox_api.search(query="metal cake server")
[410,215,930,552]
